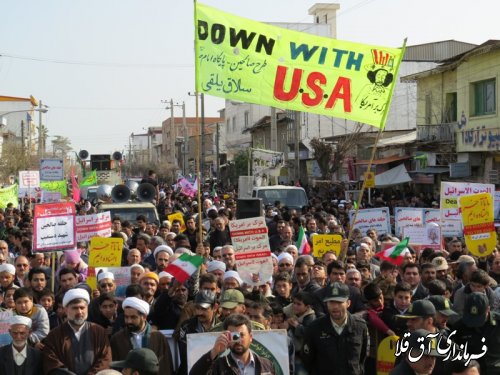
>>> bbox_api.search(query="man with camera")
[189,314,275,375]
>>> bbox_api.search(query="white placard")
[40,158,64,181]
[33,202,76,251]
[75,211,112,242]
[349,207,391,235]
[229,217,273,286]
[394,207,424,238]
[440,182,495,221]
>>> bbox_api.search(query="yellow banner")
[195,3,405,129]
[0,184,18,209]
[460,193,497,257]
[87,237,123,291]
[312,234,342,258]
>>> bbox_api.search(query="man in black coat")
[0,315,42,375]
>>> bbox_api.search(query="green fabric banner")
[40,180,68,197]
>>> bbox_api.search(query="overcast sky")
[0,0,496,155]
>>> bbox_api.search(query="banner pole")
[195,93,203,247]
[340,38,407,262]
[51,252,56,293]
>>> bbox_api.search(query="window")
[444,92,457,122]
[472,79,496,116]
[425,94,432,124]
[232,116,236,132]
[244,111,249,128]
[226,119,230,133]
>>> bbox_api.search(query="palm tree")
[51,135,72,158]
[38,125,49,156]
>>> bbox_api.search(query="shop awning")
[377,131,417,147]
[354,155,412,165]
[375,164,412,187]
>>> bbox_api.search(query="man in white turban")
[110,297,174,374]
[43,288,112,374]
[0,315,42,374]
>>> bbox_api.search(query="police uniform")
[302,283,368,375]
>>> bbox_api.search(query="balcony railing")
[416,123,456,143]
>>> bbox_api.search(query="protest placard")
[75,211,112,242]
[40,180,68,197]
[18,170,40,198]
[394,207,424,238]
[95,266,130,298]
[40,158,64,181]
[187,330,289,375]
[33,202,76,251]
[40,191,61,203]
[312,234,342,258]
[460,193,497,257]
[377,335,399,374]
[349,207,391,235]
[0,310,13,347]
[87,237,123,290]
[229,217,273,286]
[495,191,500,227]
[403,223,441,250]
[440,182,494,221]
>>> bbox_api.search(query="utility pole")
[216,122,220,182]
[270,107,277,151]
[201,93,205,180]
[182,101,187,176]
[21,120,25,155]
[294,111,301,183]
[38,100,43,158]
[170,99,175,169]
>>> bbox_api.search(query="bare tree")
[51,135,72,158]
[310,122,366,180]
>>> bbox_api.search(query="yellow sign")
[87,237,123,291]
[195,3,405,130]
[460,193,497,257]
[168,212,186,232]
[312,234,342,258]
[377,335,399,375]
[364,171,375,188]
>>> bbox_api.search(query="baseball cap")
[427,295,457,317]
[220,289,244,309]
[463,292,488,328]
[431,257,449,271]
[194,290,216,309]
[111,348,159,373]
[402,329,442,357]
[323,282,350,303]
[453,255,475,265]
[397,300,436,319]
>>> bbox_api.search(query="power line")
[0,53,193,69]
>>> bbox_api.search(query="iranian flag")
[374,237,410,266]
[296,226,311,255]
[165,253,204,283]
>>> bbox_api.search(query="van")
[98,202,159,224]
[251,186,309,210]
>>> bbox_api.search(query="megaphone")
[78,150,89,160]
[126,180,139,199]
[97,185,113,201]
[137,183,156,202]
[112,151,123,161]
[111,184,131,203]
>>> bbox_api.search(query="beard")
[230,343,248,356]
[69,318,86,326]
[127,323,142,332]
[12,339,27,348]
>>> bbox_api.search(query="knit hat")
[64,250,81,264]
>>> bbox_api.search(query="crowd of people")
[0,174,499,375]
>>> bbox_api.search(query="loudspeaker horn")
[112,151,123,161]
[125,180,139,199]
[78,150,89,160]
[111,185,131,203]
[137,183,156,202]
[96,185,113,201]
